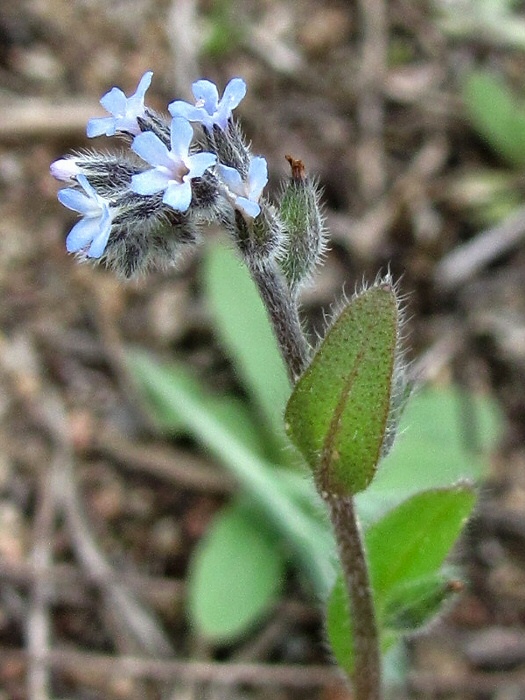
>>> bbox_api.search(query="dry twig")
[0,100,98,141]
[27,471,55,700]
[434,205,525,292]
[1,648,341,689]
[357,0,388,202]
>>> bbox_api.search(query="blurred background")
[1,0,525,698]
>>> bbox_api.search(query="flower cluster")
[52,72,324,284]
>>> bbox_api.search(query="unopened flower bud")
[50,158,81,182]
[278,155,326,294]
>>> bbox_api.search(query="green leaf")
[188,502,285,641]
[129,349,335,597]
[138,359,267,456]
[203,240,290,450]
[367,486,475,603]
[382,569,463,632]
[359,387,501,521]
[326,486,475,675]
[463,71,525,167]
[285,284,399,495]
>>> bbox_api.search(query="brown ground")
[1,1,525,698]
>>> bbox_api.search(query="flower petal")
[192,80,219,113]
[168,101,207,122]
[133,71,153,100]
[236,196,261,219]
[132,132,172,168]
[87,209,112,258]
[186,152,217,179]
[77,174,98,199]
[86,116,118,138]
[221,78,247,111]
[131,169,170,195]
[169,118,193,159]
[100,87,127,115]
[65,217,99,252]
[247,156,268,200]
[163,180,192,211]
[58,188,92,215]
[217,164,244,196]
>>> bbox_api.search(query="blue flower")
[168,78,246,130]
[217,157,268,219]
[130,117,217,212]
[58,175,113,258]
[87,71,153,138]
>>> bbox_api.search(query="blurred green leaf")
[188,502,285,641]
[139,359,267,456]
[463,71,525,167]
[285,285,399,495]
[446,169,521,228]
[204,240,290,454]
[129,349,334,597]
[202,0,245,57]
[358,387,502,522]
[382,569,462,632]
[327,485,475,675]
[438,0,525,51]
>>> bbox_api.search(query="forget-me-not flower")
[87,71,153,138]
[168,78,246,131]
[58,174,113,258]
[130,117,217,212]
[218,157,268,219]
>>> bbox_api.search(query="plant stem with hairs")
[251,250,383,700]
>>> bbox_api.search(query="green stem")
[326,494,382,700]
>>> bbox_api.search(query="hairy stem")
[326,494,382,700]
[248,259,311,383]
[248,252,382,697]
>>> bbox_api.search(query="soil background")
[1,1,525,699]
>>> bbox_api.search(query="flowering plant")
[51,72,484,700]
[51,73,268,276]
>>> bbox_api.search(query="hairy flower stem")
[248,259,311,384]
[326,493,382,700]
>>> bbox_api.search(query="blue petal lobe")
[87,211,112,258]
[77,174,98,199]
[168,102,206,122]
[86,116,117,138]
[58,188,92,214]
[132,132,172,168]
[131,169,170,195]
[221,78,247,110]
[134,71,153,98]
[100,87,127,115]
[163,181,192,211]
[187,152,217,178]
[66,217,99,252]
[248,156,268,199]
[170,118,193,158]
[236,197,261,218]
[217,164,243,195]
[192,80,219,113]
